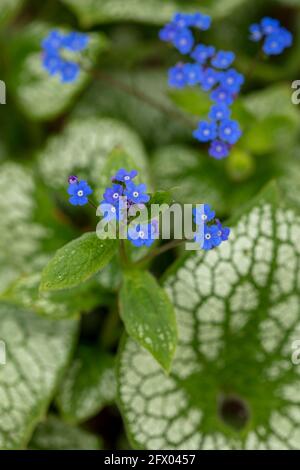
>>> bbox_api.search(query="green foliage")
[120,270,177,371]
[29,416,102,450]
[117,185,300,449]
[40,233,117,292]
[57,346,116,423]
[0,303,78,449]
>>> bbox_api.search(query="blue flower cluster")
[249,17,293,55]
[193,204,230,250]
[67,176,93,206]
[160,12,244,160]
[100,169,158,248]
[42,30,89,83]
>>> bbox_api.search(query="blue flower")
[195,224,222,250]
[221,68,244,94]
[42,30,64,52]
[193,121,217,143]
[125,182,150,204]
[128,222,157,247]
[60,61,80,83]
[193,204,215,224]
[68,180,92,206]
[63,32,89,51]
[249,24,263,42]
[263,28,293,55]
[191,44,215,64]
[211,51,235,69]
[200,67,221,91]
[280,27,293,48]
[219,119,242,145]
[42,53,63,76]
[173,28,194,54]
[209,104,231,121]
[211,87,234,106]
[183,63,203,85]
[190,13,211,31]
[168,63,187,88]
[113,169,138,184]
[172,13,193,29]
[209,140,230,160]
[261,17,280,35]
[103,184,124,205]
[216,219,230,241]
[159,23,179,42]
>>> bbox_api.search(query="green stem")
[119,239,130,267]
[136,239,185,268]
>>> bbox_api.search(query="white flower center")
[218,230,222,236]
[219,92,225,99]
[113,192,119,199]
[133,191,139,198]
[138,231,145,238]
[216,145,222,152]
[180,38,187,46]
[203,129,210,136]
[111,207,116,213]
[77,190,84,197]
[205,233,211,240]
[124,176,130,181]
[201,214,207,221]
[208,77,214,83]
[216,112,222,119]
[224,127,232,135]
[227,77,234,85]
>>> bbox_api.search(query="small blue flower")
[211,51,235,69]
[263,28,293,55]
[195,224,222,250]
[200,67,221,91]
[219,119,242,145]
[216,219,230,241]
[193,121,217,143]
[63,32,89,52]
[261,17,280,35]
[125,182,150,204]
[168,63,187,88]
[193,204,215,224]
[173,28,194,54]
[211,86,234,106]
[209,104,231,121]
[128,222,157,247]
[42,30,64,52]
[221,68,244,94]
[183,63,203,85]
[280,27,293,48]
[68,180,92,206]
[60,61,80,83]
[190,13,211,31]
[159,23,179,42]
[42,53,63,76]
[172,13,193,29]
[113,169,138,184]
[103,184,124,205]
[209,140,230,160]
[191,44,215,64]
[249,24,263,42]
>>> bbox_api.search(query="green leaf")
[39,116,148,197]
[40,233,118,292]
[0,0,24,27]
[117,184,300,449]
[29,416,102,450]
[0,303,78,449]
[8,22,107,121]
[119,270,177,372]
[61,0,249,27]
[1,273,108,319]
[56,346,116,423]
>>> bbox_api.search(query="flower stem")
[90,69,196,129]
[136,239,185,267]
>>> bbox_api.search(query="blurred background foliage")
[0,0,300,449]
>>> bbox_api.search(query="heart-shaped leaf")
[0,303,78,449]
[117,184,300,449]
[56,346,116,423]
